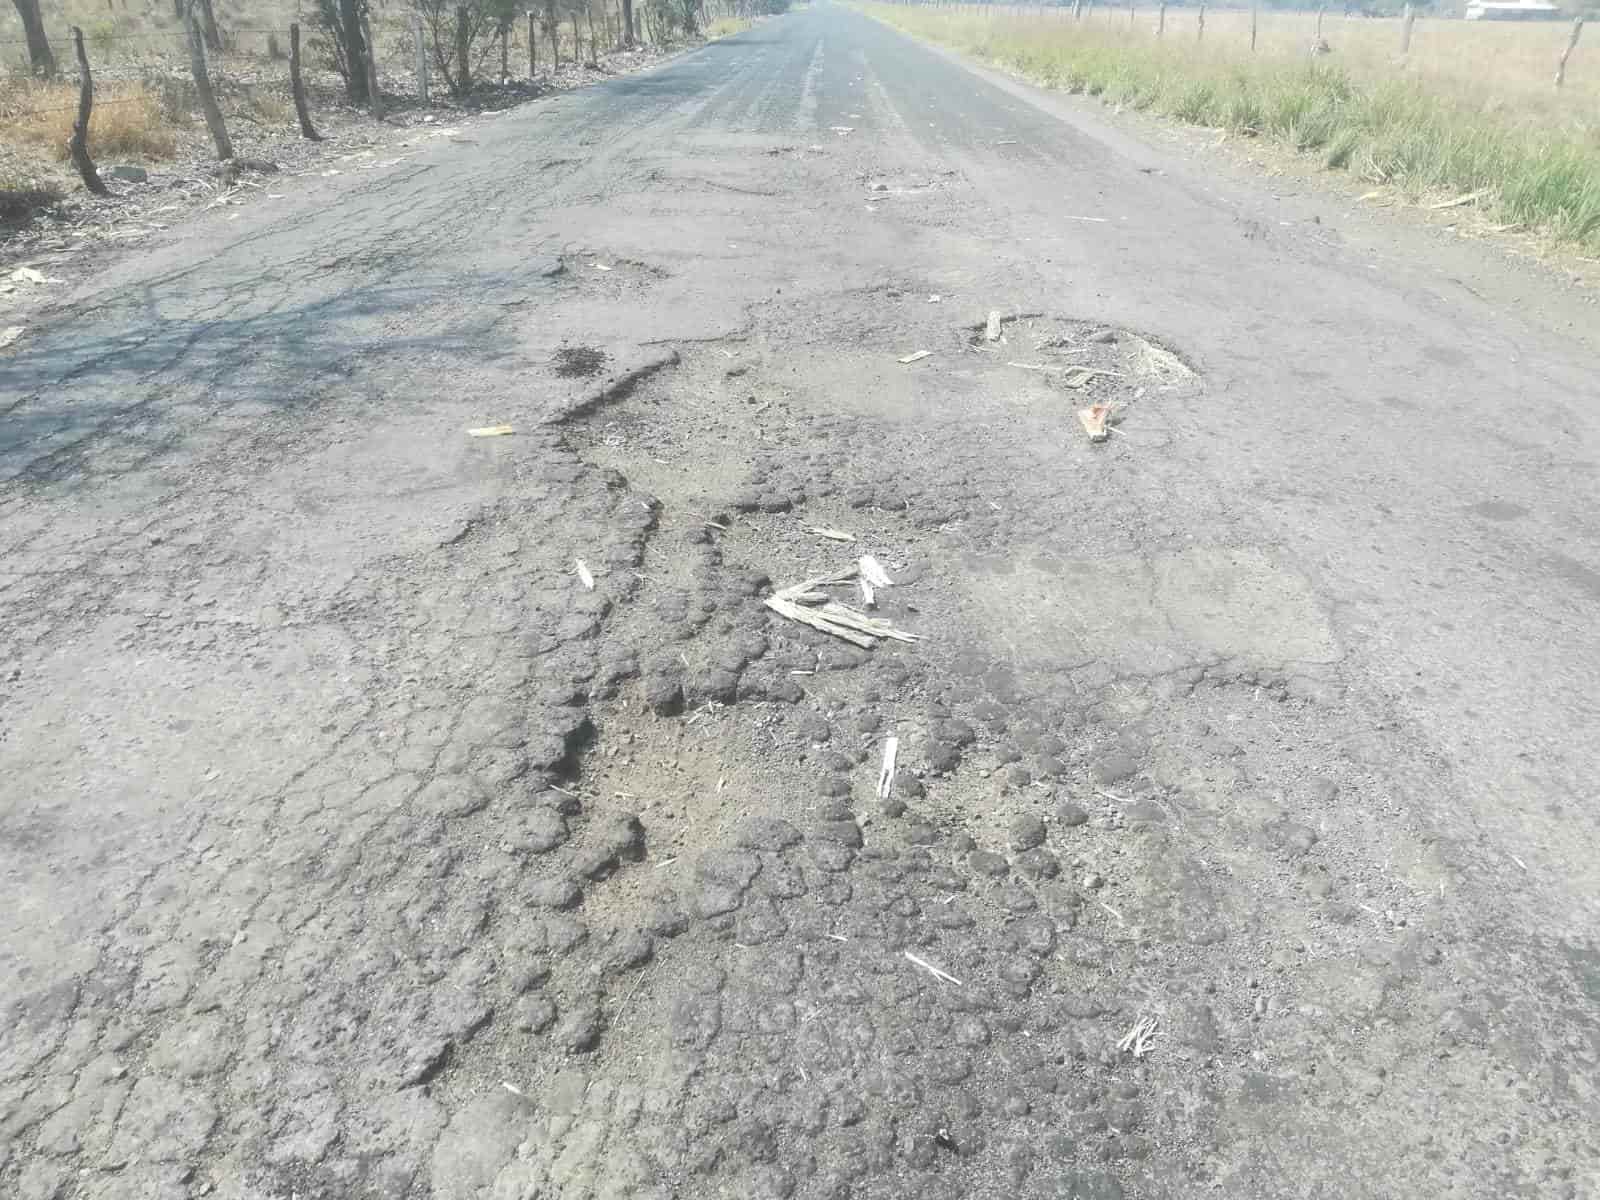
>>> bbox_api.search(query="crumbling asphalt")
[3,5,1599,1198]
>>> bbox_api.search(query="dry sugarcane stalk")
[764,596,879,649]
[815,603,918,643]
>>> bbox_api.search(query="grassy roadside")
[859,3,1600,255]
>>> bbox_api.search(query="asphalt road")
[3,5,1599,1198]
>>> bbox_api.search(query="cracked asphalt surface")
[4,4,1600,1198]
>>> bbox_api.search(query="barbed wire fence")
[1,3,662,125]
[3,0,750,196]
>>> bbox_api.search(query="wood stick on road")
[187,4,233,160]
[289,23,322,140]
[66,27,108,196]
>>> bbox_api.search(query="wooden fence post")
[289,23,321,140]
[1316,5,1324,39]
[66,28,108,195]
[528,10,536,76]
[360,7,383,118]
[499,18,509,81]
[1555,15,1581,87]
[186,4,233,160]
[414,13,429,102]
[1400,3,1414,55]
[1197,1,1204,39]
[1249,0,1257,51]
[1128,0,1134,27]
[1157,0,1164,35]
[456,5,470,94]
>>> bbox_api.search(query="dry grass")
[707,16,757,38]
[1066,5,1600,138]
[864,3,1600,252]
[0,77,181,162]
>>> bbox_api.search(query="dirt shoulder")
[1,35,705,330]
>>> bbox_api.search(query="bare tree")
[10,0,55,79]
[318,0,372,102]
[197,0,222,50]
[411,0,516,96]
[289,23,323,140]
[622,0,635,46]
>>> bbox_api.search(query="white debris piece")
[876,736,899,799]
[858,556,894,588]
[806,526,856,543]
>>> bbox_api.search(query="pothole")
[960,313,1202,405]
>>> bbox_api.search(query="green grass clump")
[860,3,1600,254]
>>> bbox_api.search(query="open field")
[862,2,1600,252]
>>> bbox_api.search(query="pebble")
[1081,873,1104,891]
[734,816,802,851]
[1055,802,1089,828]
[1013,848,1060,880]
[527,875,583,909]
[514,995,558,1033]
[968,850,1010,878]
[698,848,763,889]
[556,999,602,1052]
[1278,823,1319,855]
[1008,816,1047,851]
[812,820,863,848]
[598,931,654,975]
[643,675,684,715]
[646,903,689,937]
[1000,886,1038,912]
[1089,751,1138,786]
[922,741,961,775]
[809,842,855,872]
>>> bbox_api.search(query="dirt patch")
[553,344,609,378]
